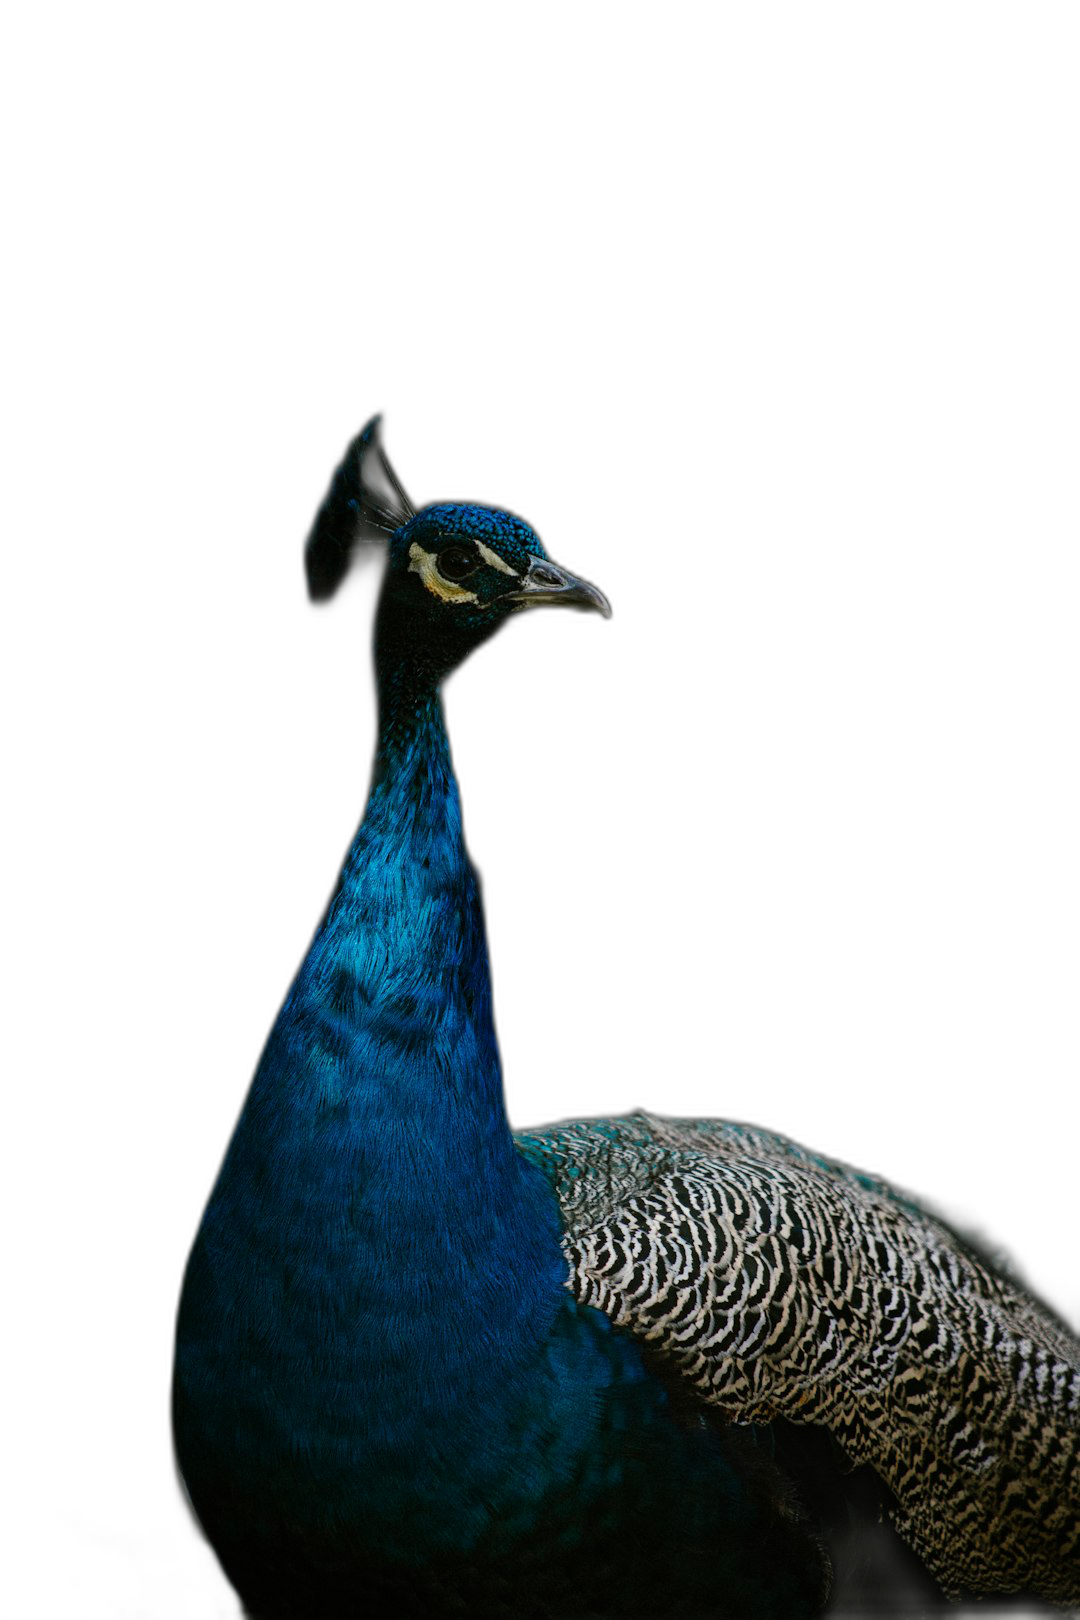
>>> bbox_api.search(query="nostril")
[532,565,563,588]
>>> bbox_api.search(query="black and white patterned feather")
[518,1111,1080,1607]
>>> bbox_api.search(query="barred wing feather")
[517,1111,1080,1606]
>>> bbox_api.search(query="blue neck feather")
[191,652,567,1491]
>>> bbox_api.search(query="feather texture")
[175,424,1080,1617]
[520,1112,1080,1604]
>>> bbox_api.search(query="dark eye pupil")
[438,546,476,581]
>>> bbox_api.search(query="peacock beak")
[508,555,612,618]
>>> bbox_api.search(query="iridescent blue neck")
[182,647,571,1545]
[211,643,563,1284]
[290,660,500,1131]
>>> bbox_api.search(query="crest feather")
[307,421,420,609]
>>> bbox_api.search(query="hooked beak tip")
[510,556,612,619]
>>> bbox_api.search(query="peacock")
[174,419,1080,1618]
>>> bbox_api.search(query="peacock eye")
[437,545,478,582]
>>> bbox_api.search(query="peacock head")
[304,417,609,678]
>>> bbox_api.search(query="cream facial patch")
[408,542,480,606]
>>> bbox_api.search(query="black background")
[149,221,1075,1613]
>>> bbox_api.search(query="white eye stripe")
[475,540,520,578]
[407,542,479,606]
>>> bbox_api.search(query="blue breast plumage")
[174,420,1080,1618]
